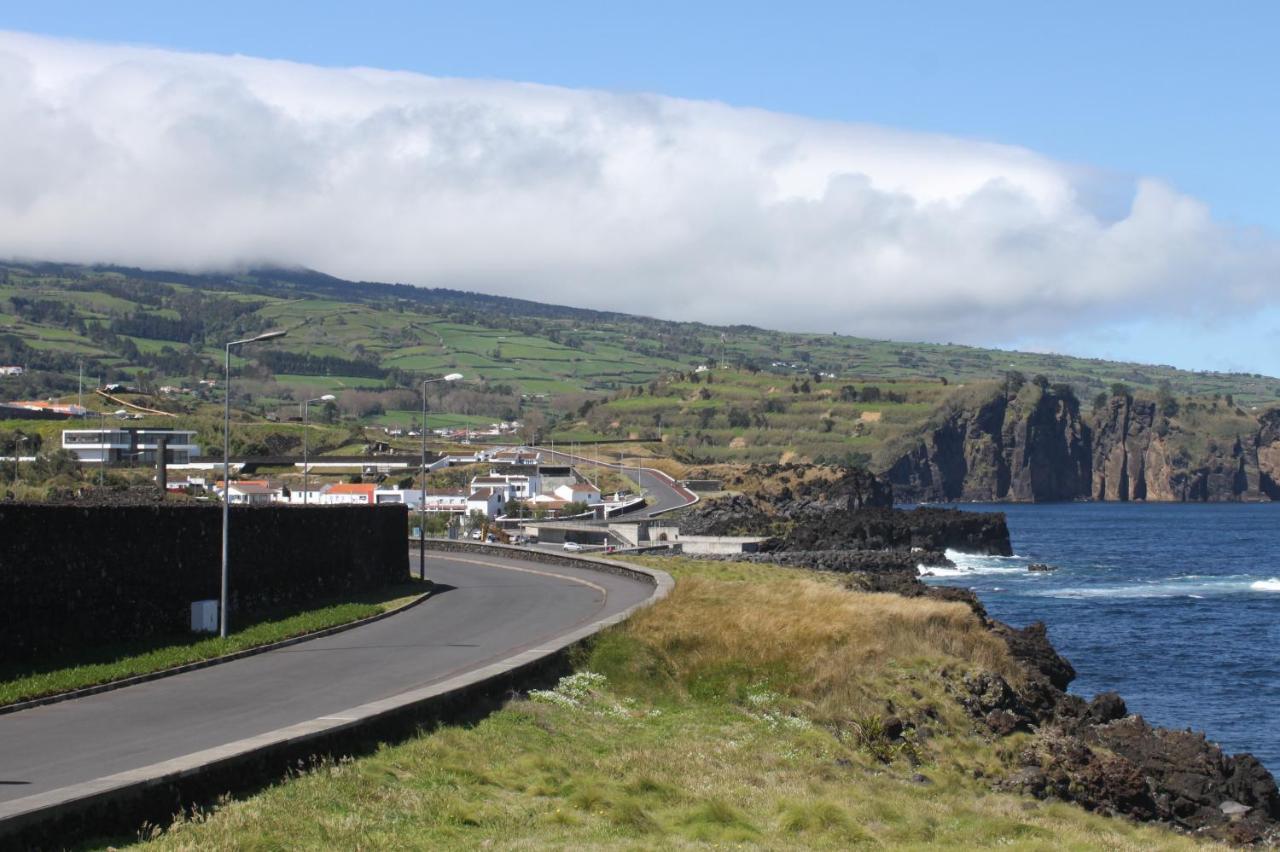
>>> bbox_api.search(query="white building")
[466,487,503,518]
[62,428,201,465]
[555,482,602,505]
[225,482,281,505]
[0,366,24,376]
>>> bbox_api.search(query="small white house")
[466,487,503,518]
[225,482,281,506]
[554,482,602,505]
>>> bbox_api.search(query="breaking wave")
[918,550,1031,578]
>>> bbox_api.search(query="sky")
[1,2,1278,375]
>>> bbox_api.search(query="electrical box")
[191,599,219,633]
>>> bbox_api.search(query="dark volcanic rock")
[780,506,1012,555]
[888,384,1280,504]
[887,383,1092,502]
[989,621,1076,691]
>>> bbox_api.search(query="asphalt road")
[534,447,696,516]
[0,551,655,803]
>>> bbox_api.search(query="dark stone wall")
[0,504,408,664]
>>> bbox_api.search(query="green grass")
[0,581,427,707]
[136,560,1201,850]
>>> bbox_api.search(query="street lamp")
[301,394,336,505]
[220,329,287,638]
[420,373,463,580]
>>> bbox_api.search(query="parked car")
[470,529,483,540]
[562,541,583,552]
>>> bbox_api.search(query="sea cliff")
[886,382,1280,502]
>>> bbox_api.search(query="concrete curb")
[0,547,672,846]
[0,587,432,718]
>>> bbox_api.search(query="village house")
[554,482,603,505]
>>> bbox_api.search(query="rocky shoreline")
[676,469,1280,844]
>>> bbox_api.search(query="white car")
[562,541,583,552]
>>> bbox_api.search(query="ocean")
[918,502,1280,770]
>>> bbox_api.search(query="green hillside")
[2,260,1278,428]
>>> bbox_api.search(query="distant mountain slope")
[2,260,1278,408]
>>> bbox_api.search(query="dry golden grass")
[139,557,1211,850]
[626,574,1020,722]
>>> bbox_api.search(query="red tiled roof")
[327,483,376,495]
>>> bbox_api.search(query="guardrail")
[0,545,673,848]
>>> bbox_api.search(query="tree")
[1156,381,1179,418]
[1109,382,1132,399]
[727,408,751,429]
[1032,374,1050,389]
[1005,371,1026,394]
[1092,391,1109,412]
[561,500,589,516]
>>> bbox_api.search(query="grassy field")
[4,261,1280,409]
[135,559,1200,850]
[0,581,428,707]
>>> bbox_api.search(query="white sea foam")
[918,550,1030,578]
[1045,576,1271,599]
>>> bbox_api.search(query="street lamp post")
[11,433,26,484]
[419,373,463,580]
[220,329,287,638]
[301,394,336,505]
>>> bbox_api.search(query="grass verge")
[137,561,1200,850]
[0,580,427,707]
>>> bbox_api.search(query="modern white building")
[61,427,201,464]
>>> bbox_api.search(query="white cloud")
[1,29,1278,345]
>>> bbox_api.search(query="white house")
[225,482,281,505]
[0,366,24,376]
[466,487,503,518]
[318,483,377,505]
[554,482,602,505]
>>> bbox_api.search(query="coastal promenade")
[0,548,669,841]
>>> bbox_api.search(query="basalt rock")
[887,383,1092,502]
[887,384,1280,504]
[978,618,1280,842]
[680,478,1013,556]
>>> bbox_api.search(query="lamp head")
[320,394,336,401]
[252,329,287,343]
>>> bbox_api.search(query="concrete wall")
[0,503,409,664]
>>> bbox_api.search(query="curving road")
[0,551,657,809]
[533,446,697,516]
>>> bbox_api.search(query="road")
[0,551,656,805]
[534,447,696,516]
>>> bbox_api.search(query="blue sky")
[2,2,1278,374]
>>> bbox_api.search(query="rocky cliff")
[887,384,1280,503]
[886,383,1092,502]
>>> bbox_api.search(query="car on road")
[562,541,583,552]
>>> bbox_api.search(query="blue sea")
[917,503,1280,770]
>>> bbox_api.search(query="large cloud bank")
[1,30,1276,343]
